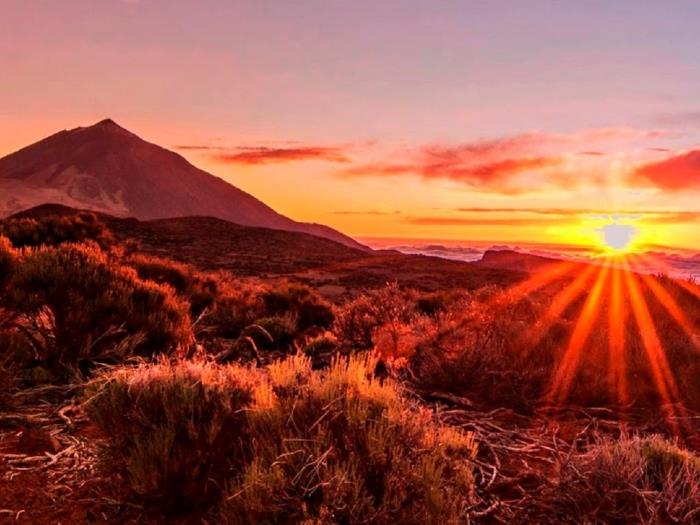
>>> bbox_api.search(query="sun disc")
[601,223,637,252]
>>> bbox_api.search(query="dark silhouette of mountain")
[7,204,369,275]
[0,119,366,250]
[475,249,565,273]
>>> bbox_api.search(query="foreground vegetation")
[3,211,700,523]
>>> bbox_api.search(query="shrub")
[302,333,338,357]
[540,435,700,524]
[127,254,218,316]
[85,360,262,509]
[209,283,266,338]
[407,289,552,410]
[221,354,477,525]
[87,355,478,522]
[414,290,465,317]
[302,333,340,368]
[262,284,335,331]
[0,212,113,249]
[0,235,17,290]
[0,354,14,409]
[4,243,192,375]
[254,315,297,351]
[334,283,416,349]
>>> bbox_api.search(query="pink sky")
[3,1,700,249]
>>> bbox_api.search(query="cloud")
[341,134,564,192]
[174,145,216,151]
[175,143,352,164]
[331,210,400,216]
[579,151,605,156]
[338,127,665,193]
[212,146,351,165]
[343,156,562,193]
[632,150,700,190]
[405,216,557,226]
[407,208,700,228]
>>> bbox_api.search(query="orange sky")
[3,1,700,250]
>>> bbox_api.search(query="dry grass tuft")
[85,359,262,510]
[86,354,478,522]
[541,435,700,524]
[222,353,477,525]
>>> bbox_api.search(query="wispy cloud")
[175,143,352,165]
[631,150,700,190]
[407,207,700,227]
[405,216,557,226]
[213,146,351,165]
[330,210,400,216]
[338,127,666,193]
[174,144,216,151]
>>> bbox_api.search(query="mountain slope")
[0,119,366,250]
[6,203,370,275]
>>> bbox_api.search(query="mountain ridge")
[0,118,367,250]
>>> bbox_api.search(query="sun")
[601,223,638,253]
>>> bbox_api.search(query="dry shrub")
[407,289,554,409]
[86,360,262,510]
[334,283,416,349]
[222,354,477,525]
[253,315,297,351]
[0,235,16,288]
[413,289,466,317]
[0,212,113,249]
[262,284,335,331]
[209,282,267,338]
[87,355,477,522]
[126,254,218,316]
[541,435,700,524]
[0,352,14,409]
[4,242,192,375]
[302,333,339,366]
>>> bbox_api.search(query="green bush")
[85,360,261,509]
[4,243,192,375]
[87,355,478,522]
[0,212,113,249]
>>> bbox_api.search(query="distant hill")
[4,205,527,297]
[0,118,366,250]
[7,204,369,276]
[474,249,567,273]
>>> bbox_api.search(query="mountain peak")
[94,118,120,128]
[87,118,131,134]
[0,120,368,250]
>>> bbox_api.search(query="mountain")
[474,249,566,273]
[0,119,366,250]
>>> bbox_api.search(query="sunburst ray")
[547,264,610,405]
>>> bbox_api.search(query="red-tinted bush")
[5,243,192,375]
[0,212,113,249]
